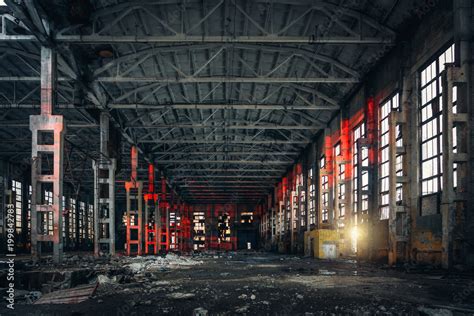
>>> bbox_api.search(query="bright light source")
[0,1,5,6]
[350,226,359,243]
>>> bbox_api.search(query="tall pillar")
[30,47,64,263]
[125,146,143,256]
[93,113,116,256]
[441,64,468,269]
[159,176,169,251]
[144,163,158,254]
[388,92,409,265]
[320,129,333,229]
[454,0,472,269]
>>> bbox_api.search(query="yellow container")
[304,229,339,259]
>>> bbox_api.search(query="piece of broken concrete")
[193,307,208,316]
[167,292,195,300]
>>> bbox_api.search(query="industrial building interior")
[0,0,473,315]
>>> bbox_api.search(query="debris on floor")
[123,253,203,273]
[34,283,98,305]
[3,252,474,315]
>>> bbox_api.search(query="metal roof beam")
[109,103,339,110]
[53,35,393,44]
[128,123,321,130]
[171,175,279,178]
[155,151,298,156]
[155,160,292,165]
[143,139,309,144]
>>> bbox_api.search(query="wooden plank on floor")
[34,283,98,304]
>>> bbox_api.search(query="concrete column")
[441,64,467,269]
[320,128,333,229]
[388,102,408,265]
[125,146,143,256]
[454,0,473,268]
[144,163,159,254]
[30,46,64,263]
[93,113,116,256]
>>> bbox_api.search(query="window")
[337,163,345,218]
[285,193,291,231]
[297,172,305,227]
[88,204,94,240]
[193,212,206,250]
[62,196,66,239]
[11,180,22,234]
[321,175,329,223]
[27,185,32,236]
[320,156,329,224]
[353,122,368,223]
[69,198,76,239]
[420,44,456,196]
[308,167,316,225]
[379,93,402,220]
[45,190,53,235]
[334,142,341,156]
[79,201,85,241]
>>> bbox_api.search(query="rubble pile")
[1,253,203,305]
[123,253,203,273]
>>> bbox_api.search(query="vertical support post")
[159,176,169,251]
[144,163,159,254]
[338,119,351,231]
[30,46,64,263]
[290,169,296,253]
[441,64,467,269]
[93,112,116,256]
[320,129,333,228]
[125,146,143,256]
[453,0,472,266]
[388,107,408,265]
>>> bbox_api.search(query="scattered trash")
[193,307,208,316]
[167,292,196,300]
[250,294,256,300]
[24,291,42,303]
[318,269,336,275]
[418,306,453,316]
[125,254,203,274]
[235,305,250,313]
[97,275,117,284]
[34,283,98,305]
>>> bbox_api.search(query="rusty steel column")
[30,46,65,263]
[93,112,116,256]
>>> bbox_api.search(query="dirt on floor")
[1,251,474,315]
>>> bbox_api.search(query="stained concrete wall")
[259,1,474,268]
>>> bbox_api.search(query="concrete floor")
[2,252,474,315]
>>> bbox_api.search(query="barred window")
[379,93,401,220]
[420,44,456,196]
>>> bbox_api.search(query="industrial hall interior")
[0,0,473,315]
